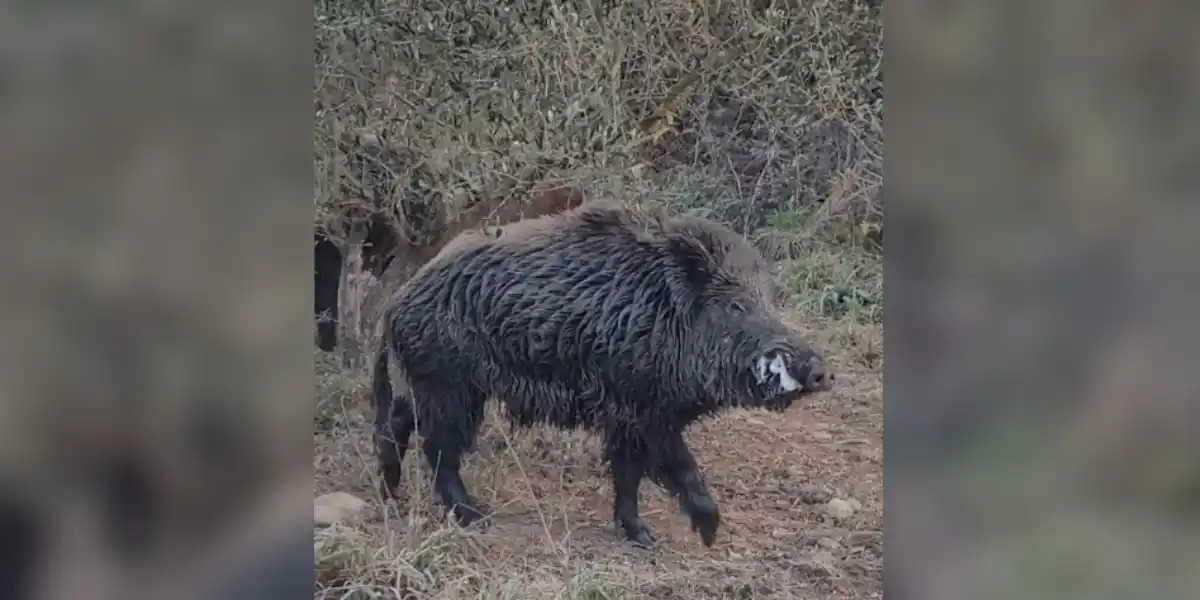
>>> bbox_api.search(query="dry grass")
[314,0,881,598]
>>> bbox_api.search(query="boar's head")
[665,220,834,412]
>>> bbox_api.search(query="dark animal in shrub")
[313,217,398,352]
[315,184,585,351]
[371,200,834,548]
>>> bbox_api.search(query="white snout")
[755,353,801,392]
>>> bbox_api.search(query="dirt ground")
[315,316,882,599]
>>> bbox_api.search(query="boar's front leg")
[605,436,655,548]
[655,432,720,547]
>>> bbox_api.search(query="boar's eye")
[754,352,801,392]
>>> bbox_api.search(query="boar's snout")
[753,349,834,409]
[799,355,834,392]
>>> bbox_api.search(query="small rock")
[823,498,858,521]
[799,549,840,577]
[817,537,841,550]
[811,549,838,566]
[314,492,370,526]
[798,485,833,504]
[358,131,380,148]
[848,531,880,547]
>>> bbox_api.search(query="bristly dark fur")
[373,200,831,548]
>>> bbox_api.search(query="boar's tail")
[371,326,394,416]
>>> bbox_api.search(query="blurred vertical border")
[0,0,314,599]
[889,0,1200,598]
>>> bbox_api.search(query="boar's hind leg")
[605,436,656,548]
[372,342,413,501]
[654,433,720,547]
[418,385,488,528]
[373,389,414,501]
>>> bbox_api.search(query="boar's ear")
[666,233,717,291]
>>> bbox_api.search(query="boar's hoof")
[617,520,657,549]
[378,479,402,503]
[689,504,720,547]
[449,503,489,528]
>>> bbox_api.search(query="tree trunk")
[336,220,369,370]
